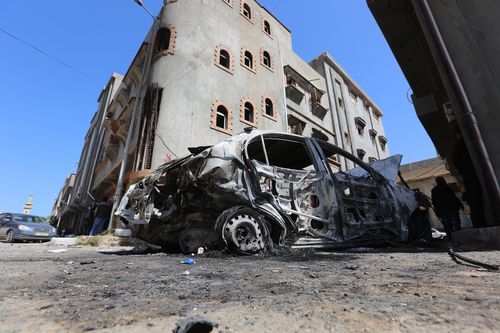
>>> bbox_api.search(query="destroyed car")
[117,131,418,254]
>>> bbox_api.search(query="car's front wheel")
[216,207,270,255]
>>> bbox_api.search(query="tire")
[5,230,14,243]
[216,207,270,255]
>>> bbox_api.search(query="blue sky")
[0,0,435,216]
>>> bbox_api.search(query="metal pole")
[109,15,159,230]
[134,0,157,21]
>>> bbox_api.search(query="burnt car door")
[244,134,341,240]
[313,139,402,243]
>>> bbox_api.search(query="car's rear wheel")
[5,230,14,243]
[216,207,270,255]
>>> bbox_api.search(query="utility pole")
[109,1,159,230]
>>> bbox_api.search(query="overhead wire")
[0,26,95,81]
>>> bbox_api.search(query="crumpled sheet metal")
[117,131,419,252]
[347,154,403,183]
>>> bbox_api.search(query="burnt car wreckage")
[117,131,419,254]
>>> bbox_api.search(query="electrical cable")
[0,26,95,81]
[448,249,499,271]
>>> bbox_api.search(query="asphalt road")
[0,242,498,332]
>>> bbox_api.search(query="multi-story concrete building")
[54,74,122,232]
[51,173,75,229]
[59,0,390,232]
[310,53,389,170]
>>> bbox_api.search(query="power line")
[0,26,95,81]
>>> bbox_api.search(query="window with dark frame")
[219,49,230,69]
[265,98,274,117]
[243,3,251,19]
[263,51,271,68]
[244,102,254,123]
[155,28,171,53]
[244,51,253,69]
[263,20,271,35]
[216,105,229,129]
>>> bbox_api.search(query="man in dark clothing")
[431,177,464,241]
[83,201,96,235]
[89,198,112,236]
[409,189,433,246]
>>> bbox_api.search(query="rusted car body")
[117,131,418,254]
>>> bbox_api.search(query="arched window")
[244,102,254,123]
[155,28,171,53]
[243,3,251,19]
[263,20,271,35]
[265,98,274,117]
[244,51,253,69]
[216,105,229,129]
[219,49,230,69]
[262,51,271,68]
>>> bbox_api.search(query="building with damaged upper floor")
[56,0,391,232]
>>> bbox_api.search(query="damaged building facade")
[55,0,390,231]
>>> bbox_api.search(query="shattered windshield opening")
[247,137,315,170]
[315,139,375,179]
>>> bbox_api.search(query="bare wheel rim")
[223,214,264,253]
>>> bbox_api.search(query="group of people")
[83,198,113,236]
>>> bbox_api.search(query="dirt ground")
[0,241,498,333]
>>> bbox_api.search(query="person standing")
[409,189,433,246]
[83,201,97,235]
[431,177,464,242]
[89,197,112,236]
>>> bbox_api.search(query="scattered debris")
[172,316,218,333]
[80,260,96,265]
[182,270,190,276]
[345,265,359,270]
[63,269,71,275]
[114,228,132,237]
[39,304,53,310]
[181,258,196,265]
[47,249,67,253]
[51,237,78,246]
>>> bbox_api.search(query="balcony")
[286,84,304,104]
[311,101,329,120]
